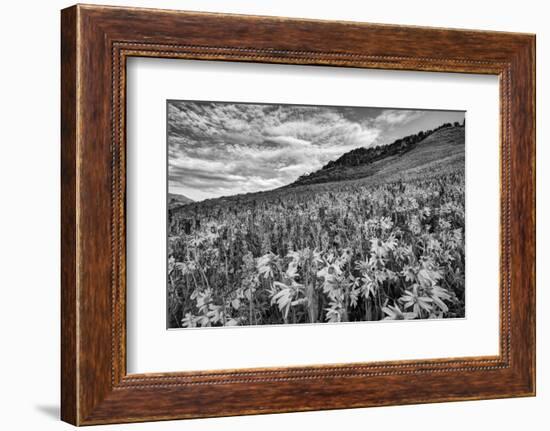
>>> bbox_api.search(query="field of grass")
[167,127,465,328]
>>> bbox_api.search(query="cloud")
[264,135,312,147]
[373,109,425,127]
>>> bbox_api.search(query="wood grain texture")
[60,5,78,425]
[60,4,536,425]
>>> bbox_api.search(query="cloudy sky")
[168,101,464,201]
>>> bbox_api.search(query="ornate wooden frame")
[61,4,536,425]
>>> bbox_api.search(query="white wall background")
[0,0,546,429]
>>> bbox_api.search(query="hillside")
[289,125,464,188]
[168,193,194,209]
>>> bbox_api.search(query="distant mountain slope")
[168,193,194,209]
[288,125,464,188]
[368,125,464,182]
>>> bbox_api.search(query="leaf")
[417,296,433,312]
[291,298,308,307]
[272,281,288,290]
[271,288,292,318]
[257,253,276,279]
[417,269,434,287]
[181,313,196,328]
[382,304,417,320]
[429,285,451,313]
[431,296,449,313]
[360,275,375,299]
[349,284,360,307]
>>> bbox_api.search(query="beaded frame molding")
[61,4,535,425]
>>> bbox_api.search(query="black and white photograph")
[167,100,466,328]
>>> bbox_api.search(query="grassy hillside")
[366,125,464,182]
[288,126,464,188]
[168,193,193,209]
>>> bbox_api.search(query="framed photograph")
[165,100,467,329]
[61,4,536,425]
